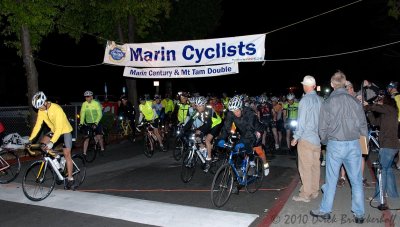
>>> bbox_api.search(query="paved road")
[0,138,298,227]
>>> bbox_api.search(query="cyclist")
[28,91,76,190]
[161,93,175,132]
[118,95,136,140]
[184,96,222,172]
[283,93,299,151]
[174,92,190,126]
[218,96,269,185]
[79,91,105,155]
[138,96,165,151]
[153,94,165,129]
[271,96,284,150]
[257,95,273,150]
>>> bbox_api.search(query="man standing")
[310,71,368,224]
[291,75,323,202]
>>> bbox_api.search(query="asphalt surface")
[0,137,298,227]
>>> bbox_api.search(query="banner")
[123,62,239,79]
[104,34,265,67]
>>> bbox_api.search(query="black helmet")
[120,95,128,100]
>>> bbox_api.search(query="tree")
[57,0,171,114]
[0,0,63,124]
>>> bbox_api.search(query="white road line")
[0,183,258,227]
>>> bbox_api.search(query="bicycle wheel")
[211,164,234,207]
[71,154,86,186]
[127,127,135,143]
[245,156,264,193]
[180,150,197,183]
[173,138,184,161]
[84,137,98,163]
[0,150,21,184]
[143,135,154,158]
[22,160,56,201]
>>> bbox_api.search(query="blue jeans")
[376,148,399,198]
[319,140,364,217]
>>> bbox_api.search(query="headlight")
[290,120,298,127]
[119,116,123,120]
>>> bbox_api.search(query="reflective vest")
[139,101,156,121]
[177,103,190,124]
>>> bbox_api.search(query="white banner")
[104,34,265,67]
[123,62,239,79]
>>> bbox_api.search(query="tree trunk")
[21,24,39,127]
[127,14,139,118]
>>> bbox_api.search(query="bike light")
[119,116,123,120]
[290,120,298,127]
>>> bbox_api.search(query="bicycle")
[22,144,86,201]
[173,124,185,161]
[81,123,104,163]
[0,147,21,184]
[368,127,380,153]
[210,134,264,207]
[180,132,224,183]
[118,115,135,143]
[138,120,169,158]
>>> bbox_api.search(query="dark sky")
[1,0,399,106]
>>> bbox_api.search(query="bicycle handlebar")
[25,143,58,158]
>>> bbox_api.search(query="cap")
[301,75,316,86]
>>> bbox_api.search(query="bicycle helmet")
[188,97,197,104]
[259,96,267,104]
[228,95,243,111]
[139,96,146,102]
[154,94,161,100]
[387,81,398,90]
[270,96,278,102]
[84,90,93,97]
[32,91,47,109]
[195,96,207,106]
[286,93,295,100]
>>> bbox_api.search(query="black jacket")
[219,107,264,146]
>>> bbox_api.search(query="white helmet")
[259,96,267,104]
[228,95,243,111]
[188,97,197,104]
[32,91,47,109]
[195,96,207,106]
[271,96,279,102]
[287,93,295,100]
[84,90,93,97]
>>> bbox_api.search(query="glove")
[217,139,226,148]
[45,141,54,150]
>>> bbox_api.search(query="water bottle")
[60,157,66,170]
[53,155,61,170]
[241,158,247,175]
[200,147,207,158]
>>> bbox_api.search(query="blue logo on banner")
[109,48,126,61]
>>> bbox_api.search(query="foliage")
[57,0,171,43]
[0,0,65,54]
[388,0,400,19]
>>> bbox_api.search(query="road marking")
[79,187,287,193]
[1,183,258,227]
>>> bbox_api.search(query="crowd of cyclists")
[23,78,400,195]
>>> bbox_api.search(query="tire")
[211,164,233,207]
[71,154,86,186]
[180,149,197,183]
[84,137,98,163]
[245,156,264,193]
[143,135,154,158]
[209,148,227,175]
[173,138,184,161]
[22,160,56,201]
[0,150,21,184]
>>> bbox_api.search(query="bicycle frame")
[369,129,380,150]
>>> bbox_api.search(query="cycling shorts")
[46,132,73,149]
